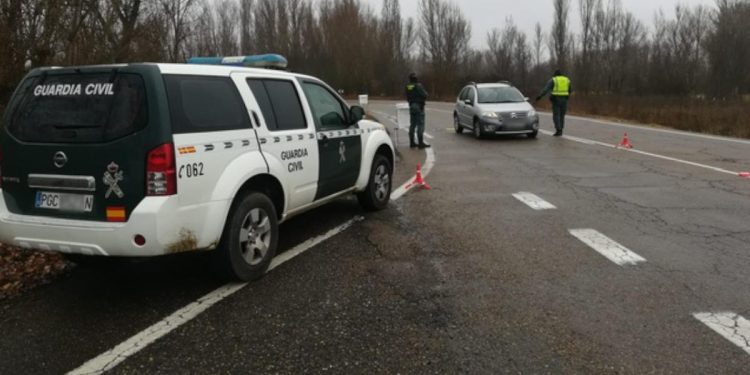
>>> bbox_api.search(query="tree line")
[0,0,748,108]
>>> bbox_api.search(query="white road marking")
[67,215,365,375]
[540,129,740,176]
[512,192,557,210]
[569,229,646,266]
[538,112,750,146]
[693,312,750,355]
[391,147,436,201]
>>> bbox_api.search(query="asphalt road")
[2,100,750,374]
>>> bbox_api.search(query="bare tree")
[550,0,570,69]
[161,0,197,62]
[418,0,471,97]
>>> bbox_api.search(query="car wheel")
[357,154,392,211]
[528,130,538,139]
[217,192,278,281]
[454,114,463,134]
[473,118,483,139]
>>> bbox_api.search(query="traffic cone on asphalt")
[616,133,633,149]
[739,172,750,178]
[405,163,431,190]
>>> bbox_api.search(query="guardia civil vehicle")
[0,54,395,281]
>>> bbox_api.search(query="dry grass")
[535,94,750,139]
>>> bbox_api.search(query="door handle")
[320,134,329,145]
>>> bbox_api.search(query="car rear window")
[164,75,250,133]
[7,72,148,143]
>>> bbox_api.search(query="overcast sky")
[361,0,715,48]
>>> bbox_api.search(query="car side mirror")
[524,97,530,101]
[463,99,473,106]
[349,105,365,124]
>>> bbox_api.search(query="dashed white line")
[693,312,750,355]
[512,192,557,210]
[569,229,646,266]
[539,129,740,176]
[67,216,365,375]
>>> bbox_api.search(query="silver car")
[453,82,539,139]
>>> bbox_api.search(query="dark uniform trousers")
[409,103,426,145]
[551,96,568,131]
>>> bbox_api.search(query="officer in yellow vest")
[536,69,572,136]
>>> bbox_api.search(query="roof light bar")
[187,54,288,70]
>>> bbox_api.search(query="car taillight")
[146,143,176,196]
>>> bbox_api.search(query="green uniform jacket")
[406,83,428,107]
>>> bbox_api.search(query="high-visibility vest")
[552,76,570,96]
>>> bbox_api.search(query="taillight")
[146,143,176,196]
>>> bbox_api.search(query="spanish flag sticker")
[106,206,126,222]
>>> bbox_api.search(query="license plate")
[35,191,94,212]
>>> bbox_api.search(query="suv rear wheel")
[358,154,392,211]
[217,192,278,281]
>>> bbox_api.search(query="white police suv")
[0,54,395,281]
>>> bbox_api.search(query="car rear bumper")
[0,192,229,257]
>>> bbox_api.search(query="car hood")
[477,102,534,113]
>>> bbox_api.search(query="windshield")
[477,86,525,104]
[7,72,147,144]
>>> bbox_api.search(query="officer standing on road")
[536,69,572,136]
[406,73,430,149]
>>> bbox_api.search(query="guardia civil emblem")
[339,141,346,163]
[103,162,125,199]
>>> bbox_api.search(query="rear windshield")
[6,72,147,143]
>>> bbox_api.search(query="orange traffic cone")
[405,163,431,190]
[616,133,633,149]
[739,171,750,178]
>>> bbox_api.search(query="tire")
[357,154,392,211]
[528,130,538,139]
[473,118,483,139]
[216,192,278,281]
[63,253,112,267]
[454,114,463,134]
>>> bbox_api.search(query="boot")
[418,143,431,149]
[553,130,563,136]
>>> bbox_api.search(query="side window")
[459,87,468,101]
[247,78,306,131]
[301,82,348,130]
[469,88,477,103]
[165,75,249,133]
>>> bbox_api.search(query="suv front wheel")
[217,192,278,281]
[358,154,392,211]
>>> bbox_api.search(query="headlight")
[528,109,537,117]
[482,112,498,118]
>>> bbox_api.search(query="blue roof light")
[187,54,288,70]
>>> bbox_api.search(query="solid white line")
[391,147,436,201]
[539,112,750,146]
[540,129,740,176]
[512,192,557,210]
[693,312,750,355]
[68,216,364,375]
[569,229,646,266]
